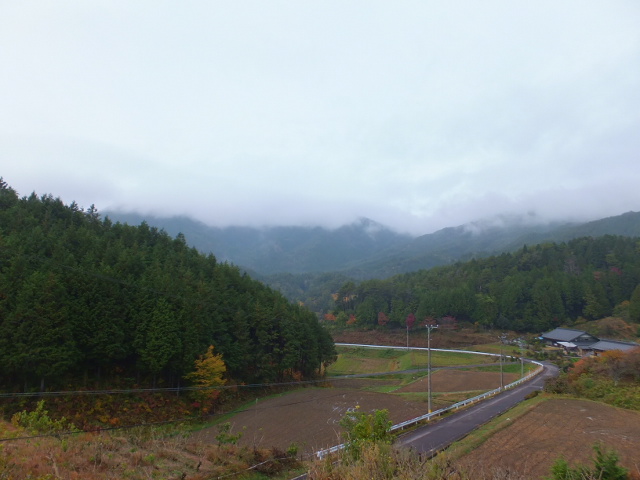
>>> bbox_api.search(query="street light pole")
[499,333,507,391]
[426,323,439,413]
[406,323,409,351]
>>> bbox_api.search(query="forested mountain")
[106,212,413,275]
[0,180,335,392]
[332,236,640,333]
[336,212,640,279]
[106,211,640,280]
[105,211,640,299]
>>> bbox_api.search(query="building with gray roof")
[591,339,639,354]
[540,328,599,347]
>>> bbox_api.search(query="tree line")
[332,235,640,332]
[0,179,336,392]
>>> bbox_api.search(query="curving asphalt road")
[396,361,559,455]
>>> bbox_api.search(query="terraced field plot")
[196,346,533,453]
[457,398,640,478]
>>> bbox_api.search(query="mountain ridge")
[105,210,640,280]
[104,212,413,275]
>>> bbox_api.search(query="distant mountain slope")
[341,212,640,278]
[105,210,640,309]
[104,212,413,275]
[504,211,640,248]
[106,211,640,280]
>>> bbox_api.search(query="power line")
[0,389,351,444]
[0,363,519,399]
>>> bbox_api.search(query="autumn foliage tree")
[185,345,226,411]
[406,312,416,329]
[547,347,640,410]
[377,311,389,326]
[323,313,337,322]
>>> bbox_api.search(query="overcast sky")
[2,1,639,235]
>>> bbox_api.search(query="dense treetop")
[333,235,640,332]
[0,179,335,391]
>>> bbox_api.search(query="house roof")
[541,328,598,344]
[590,340,639,352]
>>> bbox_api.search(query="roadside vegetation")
[0,409,303,480]
[306,406,636,479]
[545,347,640,410]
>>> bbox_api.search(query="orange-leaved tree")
[185,345,226,411]
[324,313,337,322]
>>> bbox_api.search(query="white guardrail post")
[314,346,544,459]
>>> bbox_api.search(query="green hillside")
[331,235,640,333]
[0,179,335,393]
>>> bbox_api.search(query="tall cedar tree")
[0,180,335,391]
[334,236,640,333]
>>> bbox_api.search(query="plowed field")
[196,387,428,453]
[458,398,640,478]
[396,369,520,393]
[194,368,521,454]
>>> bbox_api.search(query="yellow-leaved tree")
[185,345,226,411]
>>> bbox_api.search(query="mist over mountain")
[105,210,640,280]
[105,212,413,275]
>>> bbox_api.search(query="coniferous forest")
[0,180,336,392]
[333,236,640,332]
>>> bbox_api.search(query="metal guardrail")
[314,352,544,459]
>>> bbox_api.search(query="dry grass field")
[332,328,498,350]
[194,387,428,454]
[456,398,640,478]
[195,368,520,455]
[195,342,530,456]
[396,369,520,394]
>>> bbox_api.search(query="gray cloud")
[1,1,639,235]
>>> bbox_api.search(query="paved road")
[396,361,559,456]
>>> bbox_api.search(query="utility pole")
[499,333,507,391]
[406,322,409,351]
[426,323,439,413]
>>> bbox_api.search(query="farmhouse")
[541,328,599,349]
[591,339,639,355]
[541,327,639,356]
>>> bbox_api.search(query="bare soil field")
[458,398,640,478]
[396,369,520,394]
[194,367,521,455]
[332,328,497,350]
[195,387,428,454]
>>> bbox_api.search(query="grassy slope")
[327,346,489,376]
